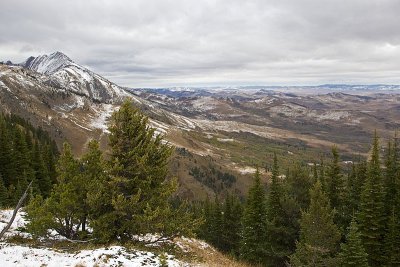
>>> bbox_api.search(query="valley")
[1,53,400,200]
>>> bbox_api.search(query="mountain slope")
[22,51,130,103]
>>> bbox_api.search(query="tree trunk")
[0,180,33,239]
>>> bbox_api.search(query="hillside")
[2,53,400,200]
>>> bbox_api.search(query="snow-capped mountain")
[22,51,130,103]
[23,51,73,74]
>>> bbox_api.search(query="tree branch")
[0,180,33,240]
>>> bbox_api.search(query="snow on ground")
[0,210,192,266]
[0,244,186,267]
[237,166,257,174]
[192,97,218,112]
[89,104,117,134]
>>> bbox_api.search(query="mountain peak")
[24,51,74,74]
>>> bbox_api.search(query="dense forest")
[0,113,59,207]
[194,134,400,266]
[2,102,399,267]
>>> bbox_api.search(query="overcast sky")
[1,0,400,87]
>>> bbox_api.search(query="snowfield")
[0,210,194,266]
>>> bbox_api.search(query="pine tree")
[240,169,268,265]
[210,195,223,249]
[326,147,346,231]
[91,101,197,243]
[338,218,369,267]
[44,143,83,239]
[358,131,387,266]
[12,127,34,190]
[0,115,14,188]
[0,174,8,207]
[286,163,312,211]
[43,144,57,185]
[32,140,52,198]
[266,153,293,266]
[221,193,243,256]
[319,155,326,191]
[384,134,400,266]
[312,162,318,184]
[289,180,341,267]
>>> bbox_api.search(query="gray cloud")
[1,0,400,87]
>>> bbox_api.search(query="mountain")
[21,51,129,103]
[2,52,400,201]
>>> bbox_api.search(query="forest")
[0,101,399,267]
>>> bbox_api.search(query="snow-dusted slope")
[23,51,74,74]
[23,52,130,103]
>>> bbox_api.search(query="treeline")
[0,113,58,207]
[193,133,400,267]
[24,102,201,243]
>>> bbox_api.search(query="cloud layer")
[1,0,400,87]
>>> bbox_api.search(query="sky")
[1,0,400,88]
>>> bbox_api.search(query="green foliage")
[88,101,199,243]
[338,218,369,267]
[24,194,55,238]
[0,174,8,208]
[239,169,268,265]
[358,131,387,266]
[326,147,346,231]
[221,193,243,256]
[266,153,294,266]
[0,113,58,206]
[290,180,341,267]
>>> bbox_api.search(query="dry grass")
[174,237,251,267]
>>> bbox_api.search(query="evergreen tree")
[266,153,293,266]
[45,143,84,238]
[312,162,318,185]
[32,140,52,198]
[43,144,57,185]
[326,147,346,231]
[385,134,400,266]
[221,193,243,256]
[12,127,34,190]
[90,101,197,243]
[240,169,268,265]
[319,155,326,191]
[338,218,369,267]
[290,180,341,267]
[0,115,14,188]
[210,196,223,249]
[358,132,387,266]
[0,174,8,207]
[286,163,312,211]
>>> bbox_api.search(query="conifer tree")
[32,140,51,198]
[43,144,57,185]
[286,163,312,211]
[319,155,326,191]
[290,180,341,267]
[221,193,243,256]
[210,196,223,249]
[266,153,293,266]
[12,127,34,190]
[44,143,84,238]
[240,169,268,265]
[358,131,387,266]
[0,174,8,207]
[326,147,346,231]
[312,162,318,185]
[338,218,369,267]
[91,101,197,242]
[384,134,400,266]
[0,115,13,188]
